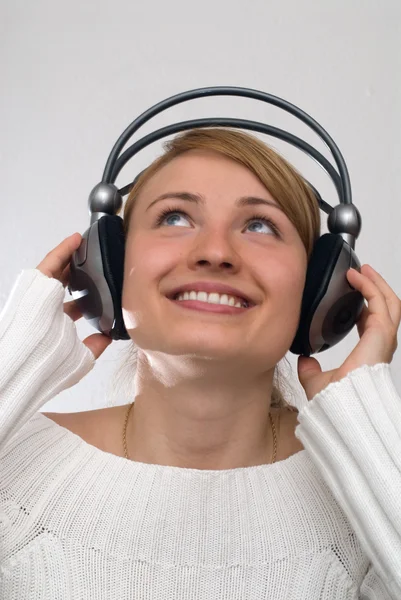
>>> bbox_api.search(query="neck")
[125,352,280,470]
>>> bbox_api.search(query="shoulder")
[42,405,126,451]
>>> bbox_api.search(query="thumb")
[297,355,322,394]
[83,333,113,360]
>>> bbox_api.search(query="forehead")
[136,150,277,203]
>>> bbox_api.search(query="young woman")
[1,128,400,598]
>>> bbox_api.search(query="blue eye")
[156,209,188,228]
[245,213,280,237]
[155,206,281,238]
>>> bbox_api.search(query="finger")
[36,233,82,281]
[347,268,392,323]
[63,300,83,322]
[83,333,113,360]
[360,264,401,326]
[60,262,72,289]
[356,303,369,338]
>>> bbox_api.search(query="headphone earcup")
[69,215,130,341]
[290,233,364,356]
[97,215,130,340]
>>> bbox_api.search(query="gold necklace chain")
[123,403,278,464]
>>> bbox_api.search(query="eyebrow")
[145,192,284,213]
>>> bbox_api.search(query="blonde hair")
[108,128,321,411]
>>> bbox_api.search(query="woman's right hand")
[36,232,113,360]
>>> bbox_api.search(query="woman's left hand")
[297,264,401,400]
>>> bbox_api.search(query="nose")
[186,228,241,273]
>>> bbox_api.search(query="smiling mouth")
[173,294,249,307]
[168,289,253,308]
[167,296,253,314]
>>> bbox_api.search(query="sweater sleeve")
[0,268,96,450]
[294,362,401,599]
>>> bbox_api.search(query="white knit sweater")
[1,269,401,599]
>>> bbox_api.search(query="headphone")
[68,86,364,356]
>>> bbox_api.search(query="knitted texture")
[0,269,400,599]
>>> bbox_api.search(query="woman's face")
[122,150,308,370]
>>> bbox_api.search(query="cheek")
[122,235,174,309]
[261,253,306,315]
[254,255,306,352]
[121,239,164,336]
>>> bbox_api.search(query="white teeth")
[175,290,247,308]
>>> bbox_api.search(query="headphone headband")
[101,86,351,202]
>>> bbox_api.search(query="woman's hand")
[36,232,113,360]
[297,264,401,400]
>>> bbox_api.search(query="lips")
[166,282,256,307]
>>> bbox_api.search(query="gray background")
[1,0,400,412]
